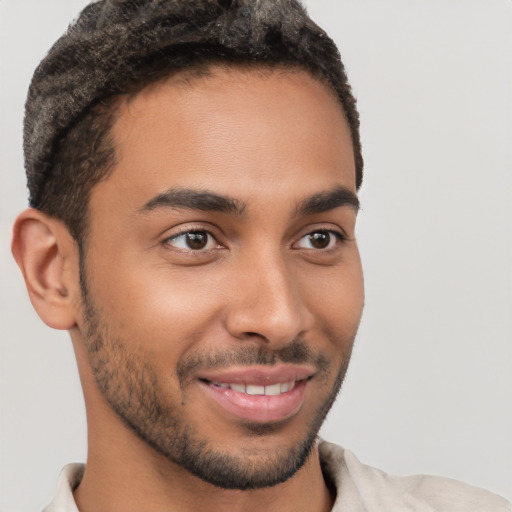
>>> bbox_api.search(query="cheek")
[301,258,364,341]
[83,254,229,355]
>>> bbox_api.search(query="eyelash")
[162,227,347,253]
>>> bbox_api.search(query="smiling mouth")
[207,380,301,396]
[199,375,311,423]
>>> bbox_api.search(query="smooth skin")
[13,68,364,512]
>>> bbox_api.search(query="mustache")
[177,339,330,386]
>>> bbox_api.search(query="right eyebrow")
[138,188,246,216]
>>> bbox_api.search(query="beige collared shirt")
[43,441,511,512]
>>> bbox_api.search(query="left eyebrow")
[295,186,360,216]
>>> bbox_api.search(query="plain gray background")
[1,1,511,510]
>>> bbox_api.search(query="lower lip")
[202,380,308,423]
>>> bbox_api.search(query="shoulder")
[319,441,512,512]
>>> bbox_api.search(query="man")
[9,1,511,511]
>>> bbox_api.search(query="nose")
[224,249,313,347]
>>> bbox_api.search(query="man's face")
[77,68,364,489]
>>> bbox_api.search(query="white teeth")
[246,385,265,395]
[213,380,298,395]
[280,381,295,393]
[264,383,282,396]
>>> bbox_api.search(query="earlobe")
[12,208,79,330]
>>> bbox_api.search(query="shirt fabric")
[43,441,511,511]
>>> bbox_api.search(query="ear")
[12,208,80,330]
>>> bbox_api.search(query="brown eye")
[309,232,331,249]
[166,230,216,250]
[295,230,341,250]
[185,232,208,250]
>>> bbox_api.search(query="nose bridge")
[225,244,311,345]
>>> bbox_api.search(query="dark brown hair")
[24,0,363,241]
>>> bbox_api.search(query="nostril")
[239,331,270,343]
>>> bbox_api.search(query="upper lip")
[198,364,315,386]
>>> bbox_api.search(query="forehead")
[91,67,356,215]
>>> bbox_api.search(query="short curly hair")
[24,0,363,241]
